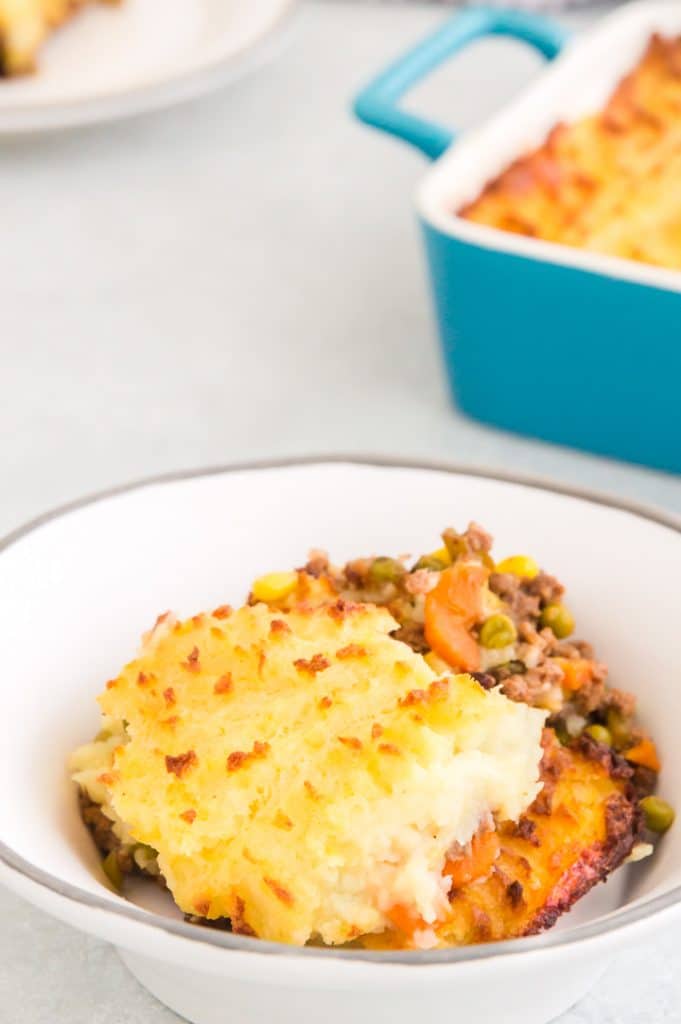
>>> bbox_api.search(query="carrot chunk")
[444,829,500,889]
[554,657,595,692]
[386,904,428,938]
[624,738,661,773]
[424,563,488,672]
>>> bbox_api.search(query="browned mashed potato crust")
[73,522,665,948]
[460,34,681,271]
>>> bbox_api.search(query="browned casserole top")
[71,523,675,950]
[459,34,681,271]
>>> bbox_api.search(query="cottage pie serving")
[71,524,673,949]
[461,34,681,271]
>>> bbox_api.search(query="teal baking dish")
[354,3,681,474]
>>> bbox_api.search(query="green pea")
[640,796,675,833]
[102,850,123,890]
[413,555,448,572]
[606,709,632,751]
[540,603,575,639]
[552,721,570,746]
[479,614,517,649]
[585,724,612,746]
[369,557,405,585]
[492,659,527,679]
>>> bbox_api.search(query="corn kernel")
[251,572,298,603]
[428,546,451,567]
[495,555,539,579]
[481,586,502,614]
[424,651,450,674]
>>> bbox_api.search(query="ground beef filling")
[330,525,635,739]
[79,791,165,887]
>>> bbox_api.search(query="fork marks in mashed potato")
[83,601,544,946]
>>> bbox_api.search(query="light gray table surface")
[1,2,679,1021]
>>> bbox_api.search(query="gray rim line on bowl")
[1,453,679,965]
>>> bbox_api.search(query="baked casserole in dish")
[70,520,671,950]
[354,2,681,474]
[460,33,681,271]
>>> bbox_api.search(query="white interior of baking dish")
[418,0,681,294]
[0,461,680,954]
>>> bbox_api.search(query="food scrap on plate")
[0,0,119,76]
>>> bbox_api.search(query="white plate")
[0,458,680,1024]
[0,0,297,133]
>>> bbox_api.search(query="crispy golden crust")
[525,790,639,935]
[432,731,641,946]
[78,689,641,949]
[84,733,640,948]
[95,601,544,947]
[460,34,681,270]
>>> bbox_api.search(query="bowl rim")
[1,453,680,966]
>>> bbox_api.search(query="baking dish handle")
[353,7,569,160]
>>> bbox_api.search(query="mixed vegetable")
[252,522,674,837]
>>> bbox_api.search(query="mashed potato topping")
[70,718,132,841]
[76,599,545,946]
[459,34,681,271]
[72,525,665,947]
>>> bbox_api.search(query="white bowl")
[1,457,679,1024]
